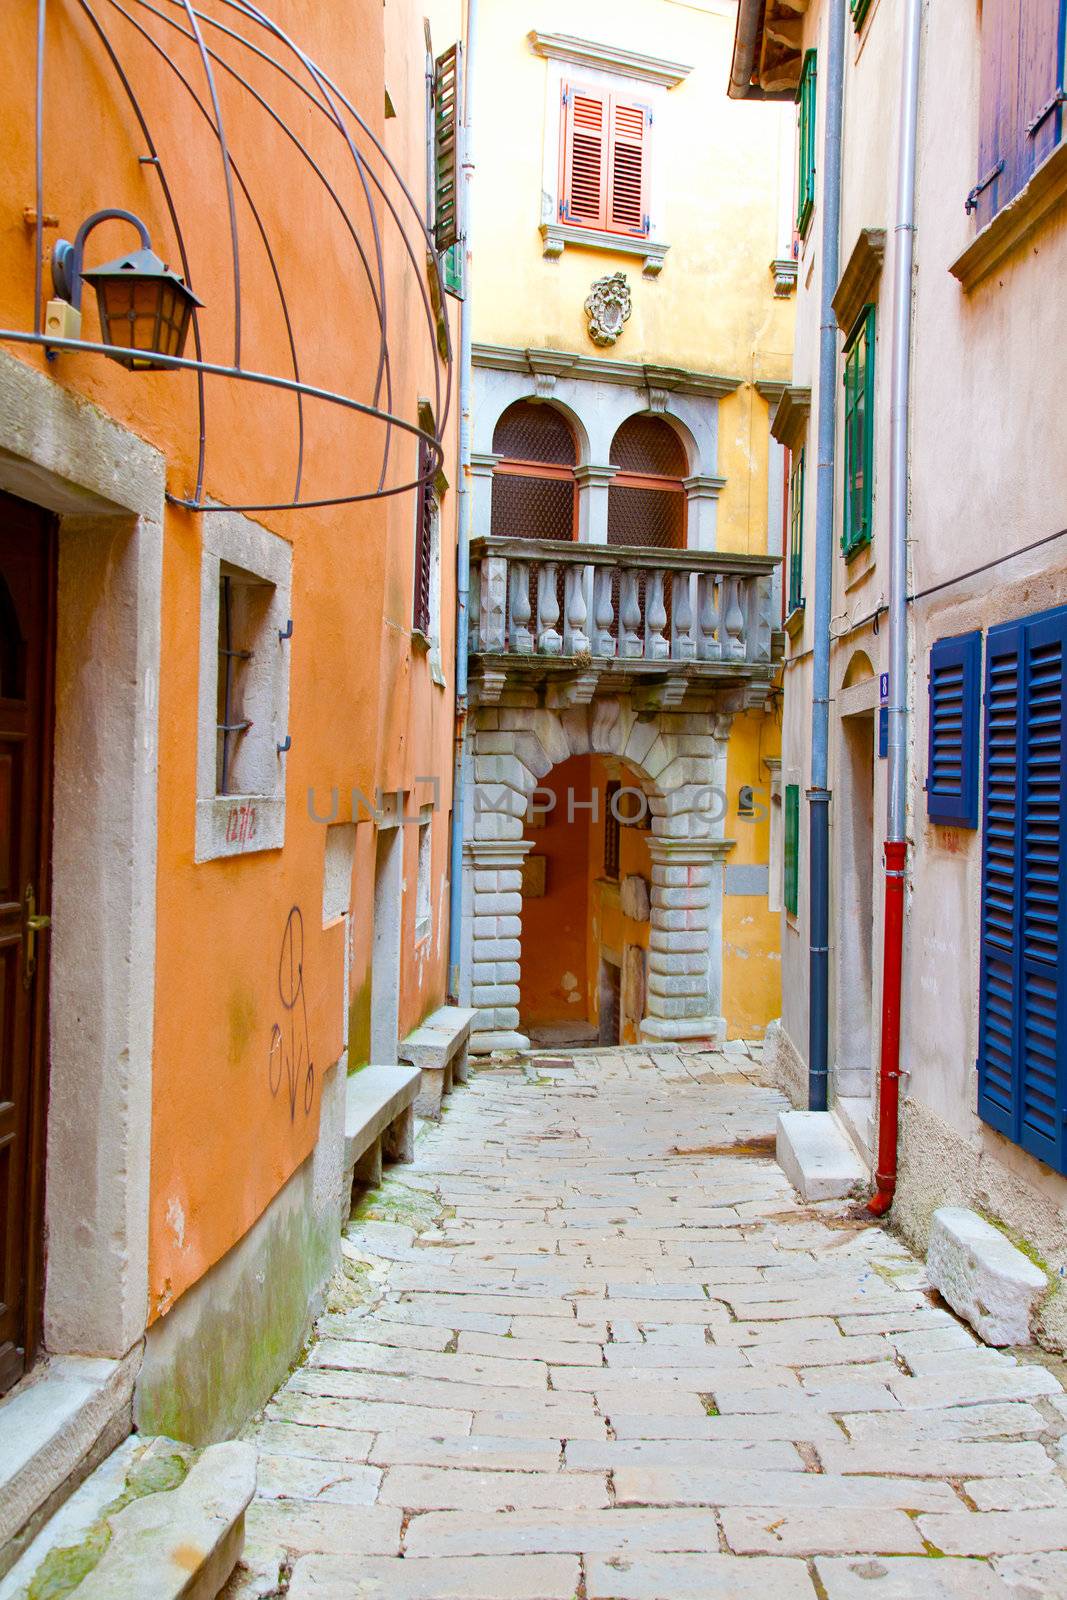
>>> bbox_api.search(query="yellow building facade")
[461,0,795,1047]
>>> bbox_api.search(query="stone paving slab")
[287,1553,581,1598]
[584,1552,816,1598]
[719,1506,926,1555]
[230,1045,1067,1600]
[814,1555,1013,1598]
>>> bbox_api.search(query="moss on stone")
[27,1524,111,1600]
[136,1189,337,1444]
[24,1443,195,1600]
[347,974,373,1071]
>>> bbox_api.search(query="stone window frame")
[195,510,292,862]
[532,36,689,277]
[415,804,433,944]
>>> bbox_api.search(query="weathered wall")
[0,0,458,1418]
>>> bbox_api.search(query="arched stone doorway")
[459,689,735,1053]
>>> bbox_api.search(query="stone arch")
[478,388,592,466]
[608,402,701,477]
[841,648,875,689]
[461,692,735,1051]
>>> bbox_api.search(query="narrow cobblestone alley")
[231,1048,1067,1600]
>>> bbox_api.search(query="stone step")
[775,1109,867,1201]
[0,1352,138,1578]
[0,1435,255,1600]
[926,1207,1048,1346]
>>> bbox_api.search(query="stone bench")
[344,1063,420,1196]
[398,1005,478,1119]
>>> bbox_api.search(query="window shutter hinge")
[1028,88,1066,138]
[562,87,568,106]
[965,159,1004,214]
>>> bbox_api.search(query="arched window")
[491,401,578,542]
[608,415,688,549]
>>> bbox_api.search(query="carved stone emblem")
[584,271,632,347]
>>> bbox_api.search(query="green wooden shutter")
[441,242,464,299]
[784,783,800,917]
[795,51,817,237]
[788,448,805,616]
[842,306,875,558]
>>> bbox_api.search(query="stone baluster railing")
[470,539,777,669]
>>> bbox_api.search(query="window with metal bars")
[788,447,805,617]
[491,401,578,541]
[604,780,621,880]
[608,415,687,550]
[216,568,272,795]
[414,438,437,636]
[842,305,875,558]
[560,83,650,237]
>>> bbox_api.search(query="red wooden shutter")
[607,97,649,236]
[562,84,608,227]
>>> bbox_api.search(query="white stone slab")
[926,1207,1047,1347]
[775,1111,866,1201]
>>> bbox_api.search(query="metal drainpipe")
[807,0,846,1113]
[869,0,921,1215]
[447,0,476,999]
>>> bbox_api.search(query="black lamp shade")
[81,247,202,370]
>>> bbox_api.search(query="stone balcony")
[468,536,780,708]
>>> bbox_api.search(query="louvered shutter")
[978,607,1067,1174]
[927,632,982,828]
[1017,608,1067,1170]
[413,440,434,636]
[978,621,1025,1139]
[784,784,799,917]
[434,46,461,251]
[972,0,1065,227]
[562,85,607,228]
[607,98,649,237]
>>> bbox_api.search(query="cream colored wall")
[470,0,794,556]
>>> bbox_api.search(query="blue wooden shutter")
[978,606,1067,1173]
[927,632,982,827]
[978,620,1025,1139]
[1017,608,1067,1170]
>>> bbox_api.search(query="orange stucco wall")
[0,2,457,1321]
[519,754,652,1041]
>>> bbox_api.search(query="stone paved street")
[230,1047,1067,1599]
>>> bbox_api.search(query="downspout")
[447,0,476,998]
[807,0,845,1112]
[869,0,921,1215]
[729,0,764,98]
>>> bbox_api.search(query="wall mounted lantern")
[50,208,201,369]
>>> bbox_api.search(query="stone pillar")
[461,838,534,1054]
[640,837,731,1046]
[471,451,500,539]
[575,464,617,544]
[684,474,725,553]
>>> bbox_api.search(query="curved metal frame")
[7,0,452,513]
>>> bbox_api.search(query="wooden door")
[0,492,55,1395]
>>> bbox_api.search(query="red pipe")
[869,838,906,1215]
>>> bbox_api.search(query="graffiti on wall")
[268,906,314,1121]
